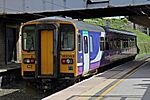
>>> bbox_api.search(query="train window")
[120,40,122,49]
[115,39,119,49]
[105,37,109,50]
[60,24,75,50]
[123,39,128,48]
[114,39,120,49]
[114,39,117,49]
[84,36,88,53]
[109,39,113,50]
[100,37,104,51]
[132,38,135,47]
[134,38,136,47]
[90,36,93,52]
[78,34,82,52]
[126,39,128,48]
[123,41,126,48]
[129,39,132,47]
[22,25,36,51]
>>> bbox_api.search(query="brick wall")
[0,22,5,65]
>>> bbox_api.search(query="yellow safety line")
[96,62,148,100]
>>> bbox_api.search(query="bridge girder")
[0,1,150,27]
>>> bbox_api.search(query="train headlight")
[23,58,35,64]
[66,59,71,64]
[61,58,73,64]
[26,59,30,63]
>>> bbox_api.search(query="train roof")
[104,27,136,36]
[27,16,136,36]
[29,16,105,32]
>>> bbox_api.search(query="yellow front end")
[21,52,36,78]
[60,51,77,77]
[21,20,78,79]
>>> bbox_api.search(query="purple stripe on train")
[90,61,100,70]
[78,66,83,75]
[78,61,100,75]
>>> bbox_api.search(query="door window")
[84,36,88,53]
[100,37,104,51]
[90,36,93,52]
[78,34,82,52]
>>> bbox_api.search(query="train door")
[83,30,89,74]
[35,24,58,78]
[40,30,54,75]
[100,32,105,51]
[100,32,105,59]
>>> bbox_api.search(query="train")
[21,16,138,82]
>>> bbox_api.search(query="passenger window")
[109,39,113,50]
[90,36,93,52]
[105,37,109,50]
[123,39,128,48]
[123,40,126,48]
[131,38,135,47]
[78,34,82,52]
[100,37,104,51]
[60,24,75,50]
[116,39,121,49]
[84,36,88,53]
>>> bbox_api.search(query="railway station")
[43,56,150,100]
[0,0,150,100]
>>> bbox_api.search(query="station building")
[0,15,41,65]
[0,18,21,65]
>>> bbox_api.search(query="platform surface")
[0,63,20,73]
[43,56,150,100]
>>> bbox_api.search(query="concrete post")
[133,23,136,30]
[147,28,150,36]
[3,0,5,13]
[22,0,25,12]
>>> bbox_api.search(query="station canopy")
[0,4,150,27]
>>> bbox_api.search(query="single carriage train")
[21,17,138,80]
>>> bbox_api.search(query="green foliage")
[84,18,128,29]
[129,29,150,54]
[84,18,150,54]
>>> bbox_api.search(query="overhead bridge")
[1,0,150,27]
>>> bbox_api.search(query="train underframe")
[24,54,136,91]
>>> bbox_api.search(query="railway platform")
[0,63,21,88]
[43,55,150,100]
[0,63,20,73]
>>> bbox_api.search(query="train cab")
[21,18,77,79]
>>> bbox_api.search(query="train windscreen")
[60,24,75,50]
[22,25,36,51]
